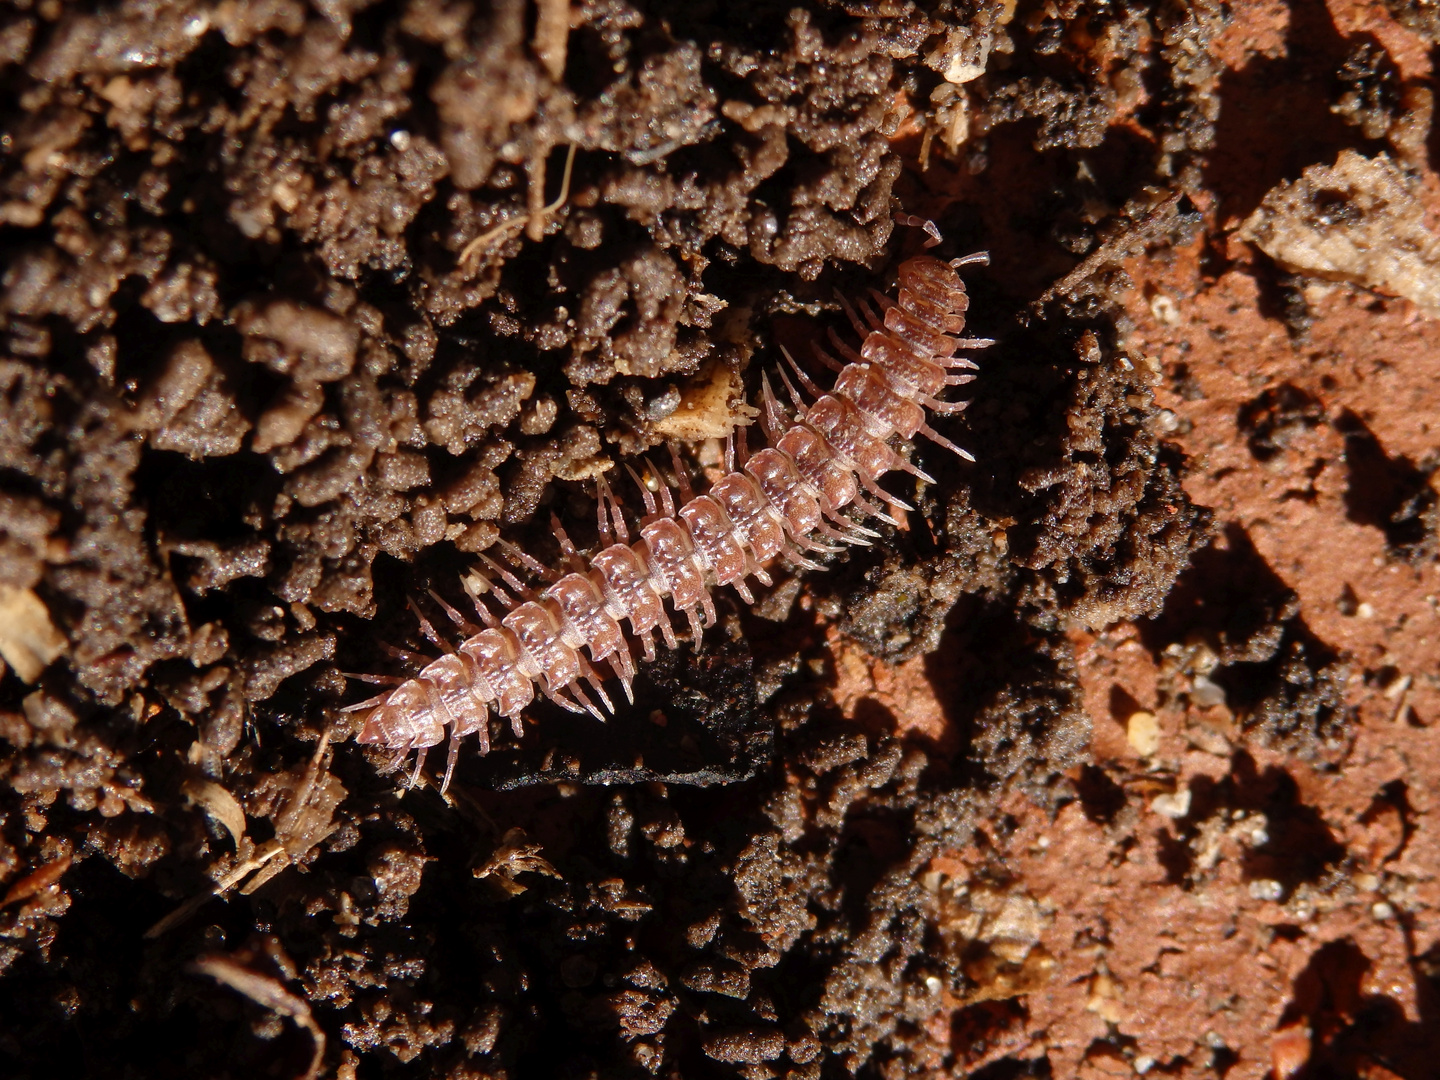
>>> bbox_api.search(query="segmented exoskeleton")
[345,221,993,792]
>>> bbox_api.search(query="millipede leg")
[816,518,873,548]
[479,551,538,601]
[342,672,406,688]
[441,735,462,796]
[925,398,971,415]
[893,455,938,485]
[542,685,587,716]
[667,443,694,503]
[834,290,868,340]
[594,483,614,546]
[568,681,607,722]
[779,345,825,399]
[853,467,913,513]
[551,515,588,573]
[380,641,433,667]
[608,657,635,704]
[461,572,504,628]
[758,374,790,443]
[822,505,882,539]
[919,423,977,462]
[427,588,482,634]
[775,363,808,411]
[780,544,824,571]
[624,462,659,518]
[408,597,456,652]
[652,460,678,518]
[855,296,885,333]
[497,538,558,582]
[850,491,900,527]
[583,668,614,714]
[814,341,848,372]
[408,746,429,788]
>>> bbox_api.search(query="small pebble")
[1190,675,1226,708]
[1126,711,1161,757]
[1150,789,1191,819]
[1249,878,1284,902]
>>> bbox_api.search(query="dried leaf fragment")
[0,584,67,683]
[182,778,248,849]
[473,827,561,896]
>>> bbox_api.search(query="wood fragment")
[0,585,67,683]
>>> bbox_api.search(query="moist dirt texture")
[0,1,1436,1078]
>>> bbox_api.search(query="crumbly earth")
[0,1,1436,1078]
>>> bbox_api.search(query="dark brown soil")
[0,1,1436,1078]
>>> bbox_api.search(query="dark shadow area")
[1140,524,1351,753]
[454,634,769,790]
[968,1054,1054,1080]
[1238,383,1324,462]
[1279,936,1440,1080]
[1432,42,1440,175]
[921,599,1091,794]
[1335,409,1439,559]
[1361,779,1414,863]
[1075,764,1127,826]
[1205,0,1388,223]
[831,803,915,928]
[1154,826,1193,887]
[948,999,1031,1074]
[1245,251,1318,341]
[1107,684,1144,728]
[1169,751,1345,896]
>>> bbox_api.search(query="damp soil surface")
[0,0,1438,1078]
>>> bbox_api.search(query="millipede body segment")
[347,244,993,792]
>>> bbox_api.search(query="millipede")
[344,216,994,793]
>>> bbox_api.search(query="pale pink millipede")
[344,220,994,793]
